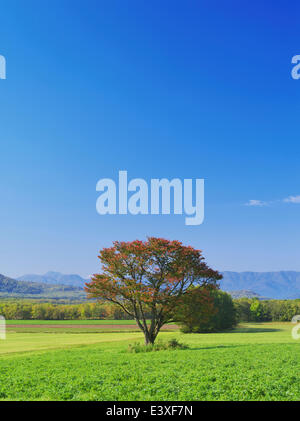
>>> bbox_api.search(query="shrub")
[127,339,189,353]
[176,288,237,333]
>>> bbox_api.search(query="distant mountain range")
[0,273,86,300]
[221,271,300,299]
[17,271,88,289]
[2,270,300,301]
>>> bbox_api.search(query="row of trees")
[1,296,299,325]
[0,301,134,320]
[234,298,300,322]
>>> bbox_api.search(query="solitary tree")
[85,237,222,345]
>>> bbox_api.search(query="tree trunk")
[144,331,156,345]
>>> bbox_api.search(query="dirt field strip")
[7,323,179,330]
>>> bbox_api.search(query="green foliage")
[128,339,188,353]
[234,298,253,322]
[250,300,265,321]
[177,289,237,333]
[234,298,300,322]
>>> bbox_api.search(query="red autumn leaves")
[85,237,222,344]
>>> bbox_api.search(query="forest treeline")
[0,301,133,320]
[234,298,300,322]
[1,297,300,321]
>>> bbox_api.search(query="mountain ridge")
[10,270,300,300]
[221,271,300,299]
[0,273,86,300]
[17,272,88,289]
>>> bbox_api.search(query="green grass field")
[0,322,299,401]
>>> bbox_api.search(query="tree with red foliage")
[85,237,222,345]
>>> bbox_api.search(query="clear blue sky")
[1,0,300,278]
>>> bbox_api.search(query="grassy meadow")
[0,321,300,400]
